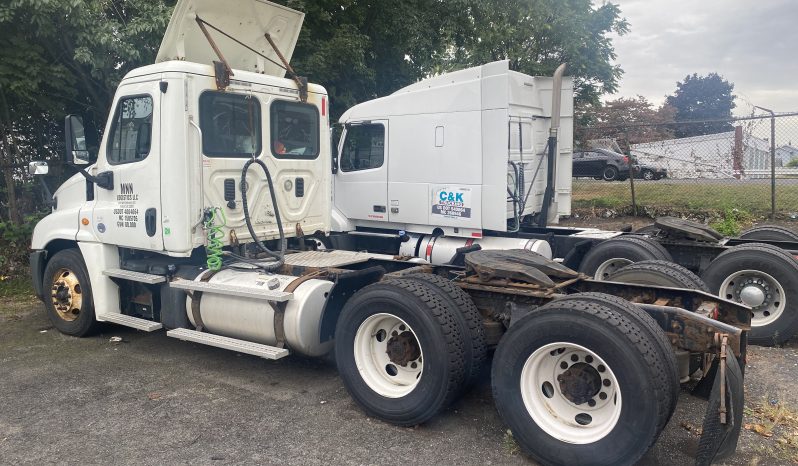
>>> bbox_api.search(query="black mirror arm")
[77,168,114,190]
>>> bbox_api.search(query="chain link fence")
[572,113,798,219]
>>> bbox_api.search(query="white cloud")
[608,0,798,114]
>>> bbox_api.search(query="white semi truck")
[327,64,798,348]
[29,1,749,464]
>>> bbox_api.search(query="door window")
[200,92,262,157]
[107,95,153,165]
[270,100,319,159]
[340,124,385,172]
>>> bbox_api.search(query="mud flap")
[695,344,744,466]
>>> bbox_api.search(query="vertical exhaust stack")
[537,63,567,227]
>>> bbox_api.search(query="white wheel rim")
[594,258,633,280]
[520,342,622,444]
[353,313,424,398]
[720,269,786,327]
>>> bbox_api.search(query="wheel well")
[45,239,79,261]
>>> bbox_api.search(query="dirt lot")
[1,299,797,465]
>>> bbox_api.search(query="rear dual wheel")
[701,243,798,346]
[335,278,477,426]
[492,293,678,466]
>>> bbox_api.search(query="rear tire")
[42,249,100,337]
[608,260,709,292]
[739,225,798,242]
[602,166,618,181]
[641,170,655,181]
[400,273,487,388]
[492,293,676,465]
[701,243,798,346]
[334,279,466,426]
[579,236,673,280]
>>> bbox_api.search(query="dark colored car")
[635,163,668,180]
[572,148,633,181]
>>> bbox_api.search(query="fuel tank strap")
[189,270,218,332]
[273,272,324,348]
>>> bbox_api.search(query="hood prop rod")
[193,16,308,101]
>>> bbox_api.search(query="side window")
[107,95,153,165]
[200,92,262,157]
[271,100,320,159]
[340,124,385,172]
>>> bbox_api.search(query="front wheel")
[42,248,99,337]
[492,294,676,465]
[641,170,655,181]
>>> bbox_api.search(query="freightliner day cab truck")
[328,60,798,348]
[29,1,750,464]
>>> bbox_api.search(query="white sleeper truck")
[329,64,798,348]
[29,1,749,464]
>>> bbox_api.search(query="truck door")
[91,80,164,251]
[333,121,388,222]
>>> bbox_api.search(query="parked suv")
[572,148,633,181]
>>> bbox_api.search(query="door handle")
[145,208,157,237]
[373,205,386,213]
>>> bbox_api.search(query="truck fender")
[318,266,385,343]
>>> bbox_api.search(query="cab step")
[103,268,166,284]
[169,279,293,302]
[166,328,289,360]
[98,313,163,332]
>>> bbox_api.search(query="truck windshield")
[270,100,319,159]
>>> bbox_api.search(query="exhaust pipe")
[537,63,566,228]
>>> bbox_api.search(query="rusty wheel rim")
[50,268,83,322]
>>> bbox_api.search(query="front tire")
[42,249,99,337]
[334,279,466,426]
[492,294,676,465]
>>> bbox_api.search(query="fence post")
[628,153,637,216]
[755,106,777,219]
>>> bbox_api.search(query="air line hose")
[203,207,226,271]
[240,157,286,272]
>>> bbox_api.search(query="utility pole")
[754,106,776,220]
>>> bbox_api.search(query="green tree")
[787,158,798,168]
[0,0,173,224]
[665,73,736,138]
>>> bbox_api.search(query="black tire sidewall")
[334,284,457,425]
[493,310,660,466]
[702,249,798,345]
[42,249,97,336]
[579,238,669,278]
[603,166,618,181]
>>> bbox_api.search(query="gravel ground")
[1,300,796,465]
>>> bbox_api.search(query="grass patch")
[502,429,520,456]
[744,396,798,463]
[710,208,752,237]
[0,275,34,299]
[572,180,798,215]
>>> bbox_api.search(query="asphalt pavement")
[1,301,796,465]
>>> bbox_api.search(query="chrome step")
[169,279,293,302]
[98,313,163,332]
[103,268,166,284]
[166,328,289,360]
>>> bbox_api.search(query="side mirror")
[65,115,91,166]
[28,161,49,176]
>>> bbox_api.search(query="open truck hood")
[156,0,304,77]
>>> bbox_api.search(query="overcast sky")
[608,0,798,115]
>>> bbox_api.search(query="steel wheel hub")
[594,258,633,280]
[721,270,785,327]
[353,313,424,398]
[520,342,622,444]
[50,268,83,322]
